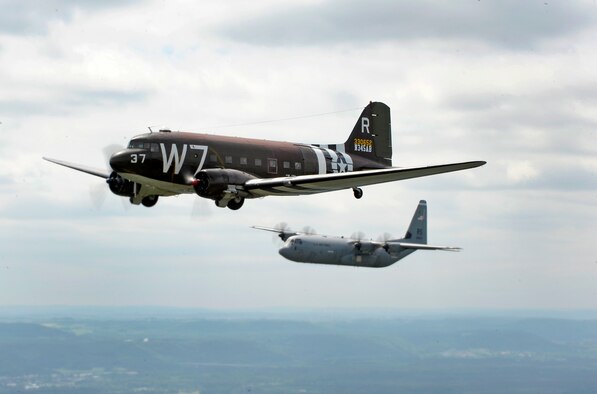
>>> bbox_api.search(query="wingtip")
[42,157,60,165]
[462,160,487,168]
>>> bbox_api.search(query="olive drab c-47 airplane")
[43,102,485,210]
[252,200,460,268]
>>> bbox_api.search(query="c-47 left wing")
[43,157,110,179]
[244,161,485,197]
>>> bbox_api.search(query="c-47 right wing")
[244,161,485,197]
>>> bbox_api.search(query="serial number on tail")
[353,138,373,153]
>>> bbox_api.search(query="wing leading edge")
[43,157,109,179]
[244,161,485,197]
[250,225,298,241]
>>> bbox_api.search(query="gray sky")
[0,0,595,310]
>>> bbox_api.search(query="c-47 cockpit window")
[150,143,159,152]
[128,141,145,149]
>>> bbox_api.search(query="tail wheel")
[353,187,363,199]
[227,197,245,210]
[141,195,159,207]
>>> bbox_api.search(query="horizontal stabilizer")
[43,157,109,179]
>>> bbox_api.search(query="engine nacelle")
[341,247,393,267]
[193,168,256,198]
[384,243,405,256]
[107,171,137,197]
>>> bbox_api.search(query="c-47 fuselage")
[111,131,386,196]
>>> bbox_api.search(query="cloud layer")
[0,0,595,310]
[222,0,596,49]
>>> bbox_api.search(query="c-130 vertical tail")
[313,101,393,168]
[402,200,427,244]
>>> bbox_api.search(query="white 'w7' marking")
[192,145,209,176]
[160,143,187,174]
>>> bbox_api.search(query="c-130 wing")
[244,161,485,197]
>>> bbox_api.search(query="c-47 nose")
[109,150,129,172]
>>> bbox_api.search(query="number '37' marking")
[130,154,146,164]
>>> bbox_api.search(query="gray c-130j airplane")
[44,102,485,210]
[253,200,459,268]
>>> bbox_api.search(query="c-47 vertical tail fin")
[312,102,392,168]
[344,101,392,167]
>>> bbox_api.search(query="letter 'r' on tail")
[404,200,428,244]
[345,101,393,167]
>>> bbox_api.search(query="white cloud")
[220,0,597,49]
[506,161,539,184]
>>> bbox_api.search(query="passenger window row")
[211,155,301,170]
[127,142,302,170]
